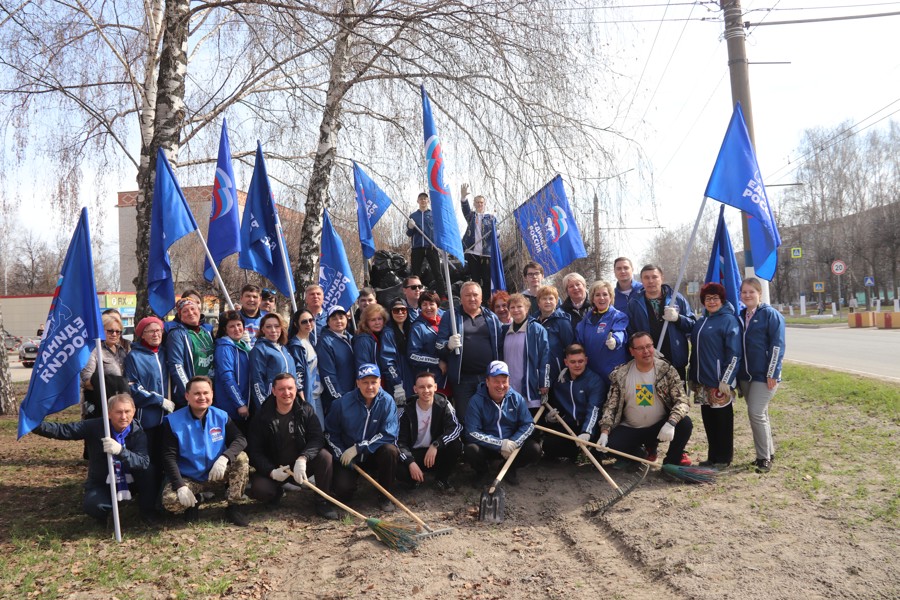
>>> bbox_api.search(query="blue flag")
[513,175,587,276]
[148,148,199,316]
[319,211,360,312]
[353,162,392,259]
[706,205,743,312]
[421,85,465,265]
[204,119,240,281]
[704,103,782,280]
[18,208,103,438]
[238,141,296,297]
[489,219,506,295]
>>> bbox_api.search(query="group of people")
[31,188,786,530]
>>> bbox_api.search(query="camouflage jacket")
[600,357,690,432]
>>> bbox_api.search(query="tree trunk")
[295,0,356,294]
[134,0,190,318]
[0,306,17,415]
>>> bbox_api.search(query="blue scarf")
[106,424,134,501]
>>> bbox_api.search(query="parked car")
[19,338,39,368]
[122,326,135,343]
[3,329,23,352]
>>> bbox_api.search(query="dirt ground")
[2,374,898,600]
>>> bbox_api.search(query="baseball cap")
[327,305,348,319]
[487,360,510,377]
[357,363,381,379]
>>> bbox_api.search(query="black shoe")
[434,478,455,493]
[377,497,396,513]
[754,458,772,473]
[315,501,340,520]
[505,470,519,486]
[269,487,285,507]
[184,506,199,523]
[140,510,162,528]
[226,505,250,527]
[470,471,489,488]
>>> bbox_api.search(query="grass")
[781,363,900,423]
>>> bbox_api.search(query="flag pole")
[193,230,235,310]
[274,214,298,313]
[439,249,460,352]
[657,196,708,353]
[95,339,122,542]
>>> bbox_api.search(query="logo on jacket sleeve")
[209,426,224,442]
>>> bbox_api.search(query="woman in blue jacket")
[576,280,629,384]
[213,310,251,431]
[249,313,297,413]
[353,303,403,402]
[317,306,355,416]
[408,290,447,389]
[688,282,742,467]
[287,309,323,427]
[738,277,785,473]
[536,285,576,383]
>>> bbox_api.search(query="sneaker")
[183,506,199,523]
[754,458,772,473]
[377,497,396,513]
[315,501,340,520]
[645,447,658,463]
[434,478,455,493]
[470,470,489,488]
[678,453,692,467]
[226,505,250,527]
[269,487,285,507]
[140,510,162,528]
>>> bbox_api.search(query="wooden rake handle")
[301,479,369,522]
[533,424,662,467]
[352,464,431,531]
[541,403,622,494]
[488,403,546,494]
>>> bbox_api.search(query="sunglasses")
[299,318,314,325]
[404,284,424,290]
[106,329,122,334]
[262,288,276,295]
[392,307,407,313]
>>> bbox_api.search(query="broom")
[533,424,718,484]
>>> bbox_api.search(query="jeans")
[452,373,485,424]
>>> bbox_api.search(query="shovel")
[478,403,546,523]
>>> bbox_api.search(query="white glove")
[241,330,252,345]
[499,439,517,459]
[663,306,679,322]
[545,408,560,423]
[292,457,308,484]
[447,334,462,351]
[597,433,609,450]
[393,384,406,404]
[270,465,291,482]
[605,336,617,350]
[208,455,229,481]
[162,398,175,413]
[578,433,591,443]
[658,422,675,442]
[176,486,197,508]
[340,445,358,467]
[101,437,122,455]
[461,183,470,198]
[718,381,731,396]
[408,218,416,229]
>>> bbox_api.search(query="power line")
[747,9,900,26]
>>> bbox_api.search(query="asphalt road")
[7,355,36,383]
[785,325,900,382]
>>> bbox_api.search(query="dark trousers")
[465,253,491,296]
[333,444,399,502]
[464,439,542,476]
[452,373,485,424]
[399,439,463,482]
[247,449,334,502]
[83,467,157,521]
[701,404,734,464]
[541,419,584,460]
[607,417,693,465]
[410,247,444,294]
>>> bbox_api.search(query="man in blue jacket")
[325,364,400,513]
[464,361,541,486]
[613,257,643,311]
[406,193,443,294]
[544,344,606,459]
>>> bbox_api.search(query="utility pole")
[721,0,772,304]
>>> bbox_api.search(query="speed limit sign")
[831,260,847,275]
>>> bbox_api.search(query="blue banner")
[706,205,743,312]
[148,148,199,316]
[513,175,587,276]
[19,208,103,438]
[421,85,465,265]
[489,219,506,295]
[204,118,240,281]
[704,103,782,280]
[319,211,360,312]
[353,161,392,259]
[238,141,296,297]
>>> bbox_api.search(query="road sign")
[686,281,700,294]
[791,247,802,259]
[813,282,825,293]
[864,276,875,287]
[831,260,847,276]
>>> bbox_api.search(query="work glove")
[393,384,406,404]
[340,445,358,467]
[578,433,591,443]
[208,456,229,481]
[460,183,470,198]
[605,336,617,350]
[176,486,197,508]
[270,465,291,482]
[101,437,122,455]
[718,381,731,397]
[663,306,679,322]
[241,330,252,346]
[499,439,517,459]
[408,218,416,229]
[597,433,609,451]
[658,422,676,442]
[292,457,308,484]
[162,398,175,413]
[545,408,560,423]
[447,334,462,351]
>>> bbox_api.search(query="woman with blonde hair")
[353,303,403,402]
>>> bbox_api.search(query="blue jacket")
[501,319,550,404]
[239,310,266,348]
[739,303,785,383]
[461,199,496,256]
[406,209,434,249]
[538,308,576,382]
[576,307,630,383]
[689,302,742,388]
[436,306,504,385]
[165,405,229,482]
[352,329,401,391]
[249,339,297,410]
[324,388,399,463]
[408,313,446,387]
[627,284,695,370]
[316,328,355,410]
[166,322,215,408]
[551,366,606,435]
[213,337,250,421]
[286,336,312,402]
[464,383,534,449]
[614,279,644,311]
[124,343,169,430]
